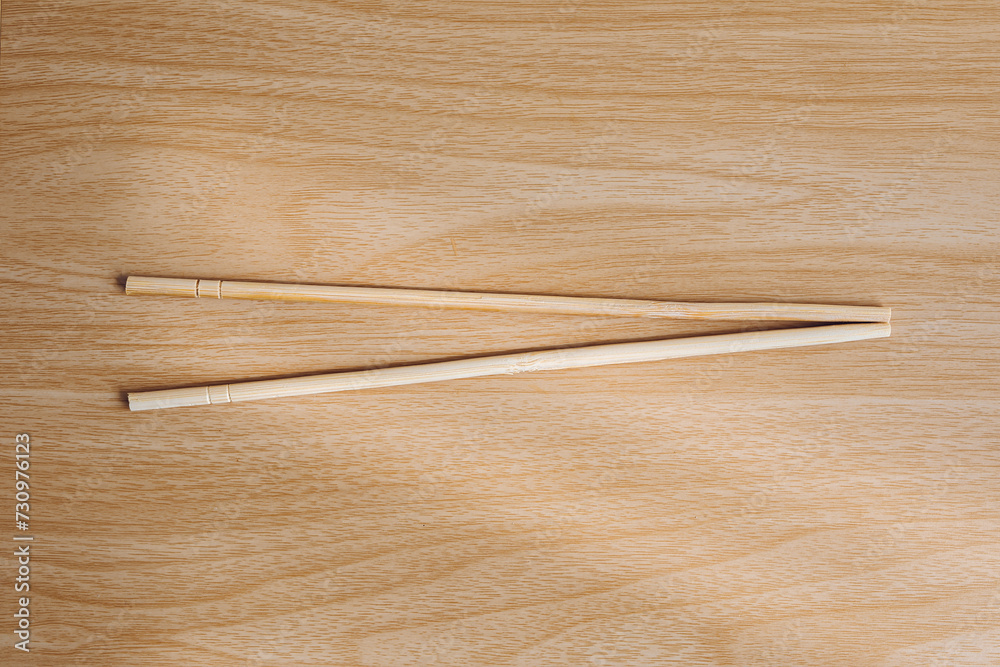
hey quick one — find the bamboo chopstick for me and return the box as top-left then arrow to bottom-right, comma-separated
127,322 -> 890,411
125,276 -> 891,323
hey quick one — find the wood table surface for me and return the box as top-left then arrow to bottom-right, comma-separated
2,1 -> 998,665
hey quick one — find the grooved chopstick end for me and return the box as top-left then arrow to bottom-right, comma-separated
126,276 -> 201,298
128,386 -> 214,411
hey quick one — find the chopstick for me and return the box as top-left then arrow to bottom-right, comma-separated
125,276 -> 891,323
127,322 -> 890,411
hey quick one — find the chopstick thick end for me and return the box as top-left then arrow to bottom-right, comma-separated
126,276 -> 201,298
128,385 -> 231,411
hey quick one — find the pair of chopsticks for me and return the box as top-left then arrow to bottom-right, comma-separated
125,276 -> 891,411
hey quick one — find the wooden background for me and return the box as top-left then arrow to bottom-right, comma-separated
2,1 -> 998,664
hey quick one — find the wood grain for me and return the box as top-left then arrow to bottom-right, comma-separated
1,1 -> 998,665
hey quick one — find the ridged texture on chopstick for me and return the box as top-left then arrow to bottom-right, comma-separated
127,322 -> 890,411
125,276 -> 891,323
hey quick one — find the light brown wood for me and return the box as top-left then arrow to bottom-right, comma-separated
125,275 -> 893,322
2,1 -> 999,665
